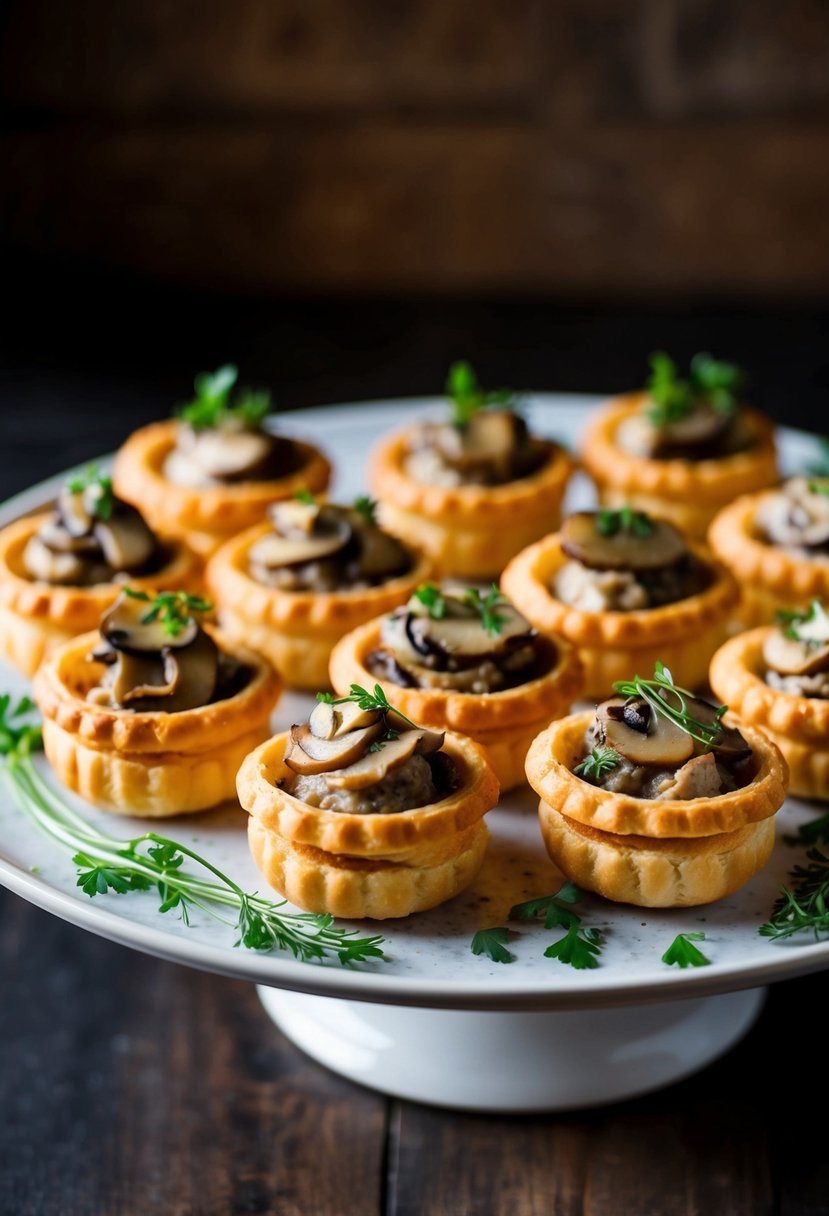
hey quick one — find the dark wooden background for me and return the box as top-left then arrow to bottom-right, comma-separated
2,0 -> 829,297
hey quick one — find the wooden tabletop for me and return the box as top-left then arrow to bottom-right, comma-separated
1,293 -> 828,1215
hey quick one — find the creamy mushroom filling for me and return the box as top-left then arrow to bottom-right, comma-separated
23,475 -> 161,587
754,478 -> 829,560
247,498 -> 411,592
763,600 -> 829,699
405,410 -> 548,487
553,510 -> 707,613
87,591 -> 247,713
574,673 -> 751,801
616,352 -> 752,461
366,584 -> 547,695
281,693 -> 458,815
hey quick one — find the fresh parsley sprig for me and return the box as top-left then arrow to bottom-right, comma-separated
445,361 -> 515,428
596,506 -> 653,538
574,746 -> 621,781
760,848 -> 829,942
808,480 -> 829,498
412,583 -> 447,620
354,496 -> 378,525
123,588 -> 213,638
776,600 -> 829,648
544,924 -> 604,970
509,881 -> 606,970
294,489 -> 317,506
464,584 -> 509,637
178,364 -> 272,431
470,926 -> 514,964
613,662 -> 727,750
0,697 -> 386,967
65,465 -> 116,522
646,352 -> 745,427
319,683 -> 419,732
662,931 -> 710,968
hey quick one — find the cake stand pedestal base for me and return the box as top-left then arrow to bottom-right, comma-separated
256,984 -> 764,1112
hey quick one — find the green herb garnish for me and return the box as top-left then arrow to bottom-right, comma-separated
646,352 -> 746,427
661,932 -> 710,968
574,746 -> 621,781
510,882 -> 605,969
595,506 -> 654,538
178,364 -> 272,430
544,925 -> 604,970
123,588 -> 213,638
368,728 -> 401,754
354,496 -> 378,525
760,848 -> 829,942
0,696 -> 385,967
464,584 -> 509,637
294,489 -> 316,506
65,465 -> 115,522
470,926 -> 514,964
784,812 -> 829,847
326,683 -> 419,731
445,360 -> 515,428
808,480 -> 829,498
412,583 -> 447,620
776,600 -> 829,648
613,662 -> 727,750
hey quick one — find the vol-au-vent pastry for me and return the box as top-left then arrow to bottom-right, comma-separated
33,589 -> 279,817
709,477 -> 829,627
207,494 -> 432,690
580,353 -> 778,539
237,685 -> 499,919
328,581 -> 583,791
114,365 -> 331,557
368,361 -> 574,578
710,600 -> 829,800
0,467 -> 201,677
525,664 -> 788,907
501,507 -> 737,699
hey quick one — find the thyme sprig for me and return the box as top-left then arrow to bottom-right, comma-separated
445,360 -> 515,428
319,683 -> 419,732
646,352 -> 746,427
613,662 -> 727,750
574,746 -> 621,782
123,588 -> 213,638
178,364 -> 271,430
759,849 -> 829,942
65,465 -> 115,522
464,584 -> 509,637
0,696 -> 386,967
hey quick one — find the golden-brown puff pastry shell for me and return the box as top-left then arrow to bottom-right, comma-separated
710,628 -> 829,800
34,627 -> 280,816
525,711 -> 787,839
500,536 -> 737,699
0,512 -> 203,677
708,492 -> 829,627
206,523 -> 433,691
114,420 -> 331,557
368,430 -> 574,578
238,730 -> 498,918
580,394 -> 778,539
537,805 -> 776,908
328,618 -> 583,791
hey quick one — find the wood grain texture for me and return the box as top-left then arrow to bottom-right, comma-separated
2,0 -> 829,294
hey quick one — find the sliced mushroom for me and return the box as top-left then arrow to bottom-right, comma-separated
670,693 -> 751,762
57,488 -> 94,538
597,695 -> 694,766
284,720 -> 385,776
325,727 -> 445,791
94,506 -> 156,572
270,499 -> 321,537
158,630 -> 219,713
406,602 -> 532,662
356,526 -> 410,579
101,593 -> 198,654
23,535 -> 90,584
560,512 -> 687,572
657,403 -> 729,447
188,428 -> 274,480
111,651 -> 172,707
763,629 -> 829,676
436,410 -> 520,477
386,715 -> 444,751
308,700 -> 382,740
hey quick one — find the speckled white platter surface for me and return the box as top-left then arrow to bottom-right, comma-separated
1,394 -> 826,1013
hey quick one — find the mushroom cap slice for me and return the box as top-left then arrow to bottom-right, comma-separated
284,720 -> 385,776
57,488 -> 94,538
94,506 -> 156,572
560,512 -> 687,572
763,629 -> 829,676
436,410 -> 521,473
101,593 -> 198,654
308,700 -> 383,740
270,499 -> 320,537
597,695 -> 694,767
250,507 -> 352,570
188,428 -> 274,480
403,602 -> 533,661
37,518 -> 100,555
114,630 -> 219,713
355,526 -> 410,579
657,402 -> 730,446
324,727 -> 445,791
664,692 -> 751,762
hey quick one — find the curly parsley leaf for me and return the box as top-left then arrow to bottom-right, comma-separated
661,931 -> 710,968
470,926 -> 515,964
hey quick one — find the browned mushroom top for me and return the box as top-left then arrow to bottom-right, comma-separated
247,496 -> 412,592
366,583 -> 547,695
763,600 -> 829,698
87,590 -> 245,713
282,688 -> 456,814
405,409 -> 548,487
24,472 -> 160,587
575,676 -> 751,800
165,416 -> 302,488
755,478 -> 829,555
553,509 -> 706,613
